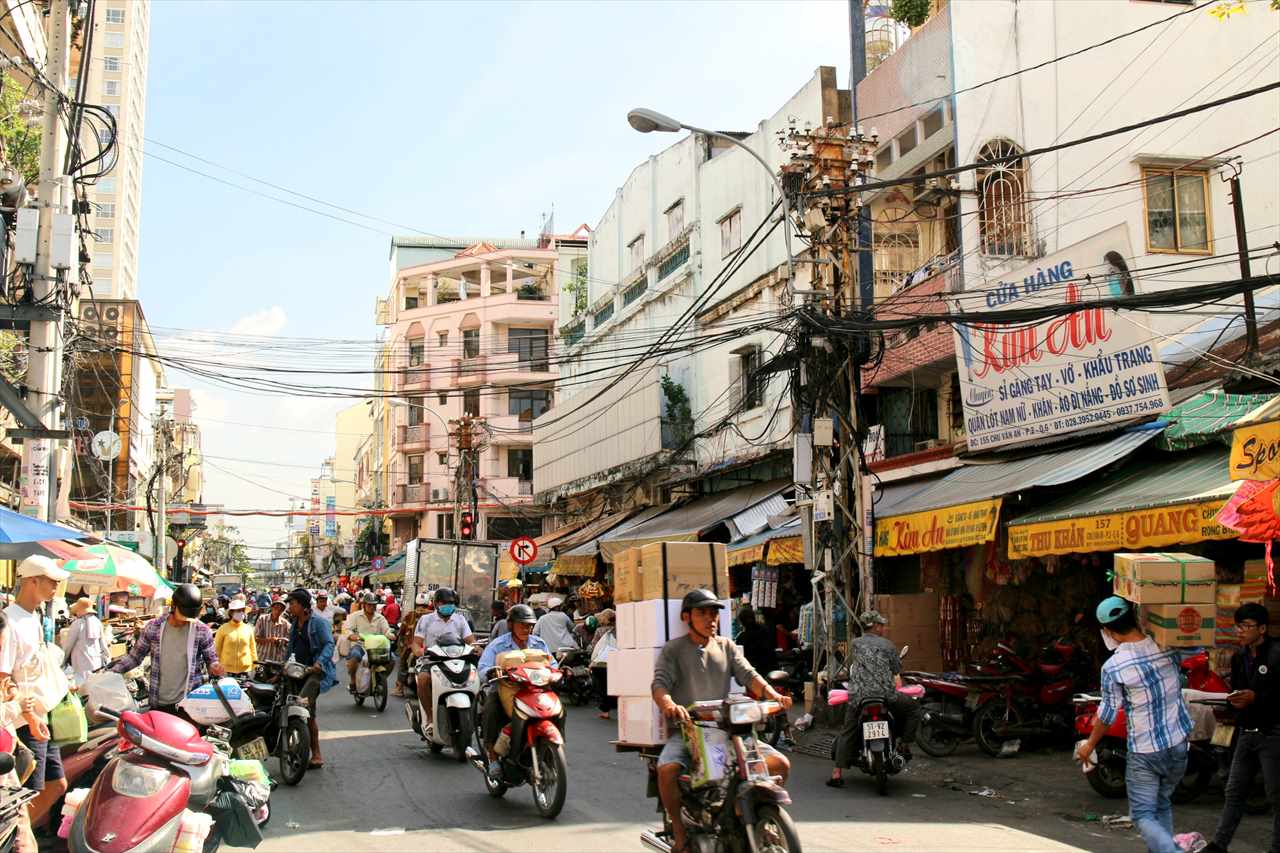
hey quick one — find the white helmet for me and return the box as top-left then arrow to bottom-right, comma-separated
416,591 -> 431,606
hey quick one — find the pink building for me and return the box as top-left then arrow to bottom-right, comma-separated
377,233 -> 587,547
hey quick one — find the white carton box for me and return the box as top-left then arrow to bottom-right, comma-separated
607,647 -> 662,696
617,599 -> 732,649
617,696 -> 667,746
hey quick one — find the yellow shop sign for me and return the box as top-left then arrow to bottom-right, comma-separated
874,498 -> 1002,557
1007,499 -> 1235,559
1230,419 -> 1280,482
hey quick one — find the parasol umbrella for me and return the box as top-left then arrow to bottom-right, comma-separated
61,542 -> 168,596
0,537 -> 105,565
0,505 -> 99,561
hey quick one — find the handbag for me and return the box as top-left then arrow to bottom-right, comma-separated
49,692 -> 88,746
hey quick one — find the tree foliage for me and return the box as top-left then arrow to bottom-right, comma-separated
660,374 -> 694,447
199,524 -> 251,576
0,74 -> 40,186
890,0 -> 932,28
0,331 -> 26,386
356,515 -> 389,562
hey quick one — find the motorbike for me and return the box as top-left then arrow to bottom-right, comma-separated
407,639 -> 481,761
970,637 -> 1091,757
39,715 -> 122,834
465,655 -> 568,819
829,684 -> 920,795
763,648 -> 810,748
902,670 -> 1011,757
351,633 -> 394,712
554,647 -> 596,707
0,750 -> 35,853
218,658 -> 312,785
635,697 -> 800,853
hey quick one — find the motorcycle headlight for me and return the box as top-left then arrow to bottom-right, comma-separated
444,659 -> 465,673
728,702 -> 765,726
112,762 -> 169,798
527,668 -> 552,687
284,662 -> 307,680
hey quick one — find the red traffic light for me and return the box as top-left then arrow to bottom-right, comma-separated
460,511 -> 474,539
176,539 -> 186,549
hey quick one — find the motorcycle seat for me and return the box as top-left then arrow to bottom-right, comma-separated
245,681 -> 276,700
766,670 -> 790,683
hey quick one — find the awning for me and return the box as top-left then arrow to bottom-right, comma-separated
496,518 -> 592,582
598,480 -> 790,561
1229,395 -> 1280,482
727,518 -> 802,567
1007,446 -> 1242,558
550,507 -> 668,576
874,424 -> 1164,557
377,552 -> 406,583
1156,389 -> 1274,451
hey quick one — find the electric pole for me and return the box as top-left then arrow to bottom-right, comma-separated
20,0 -> 72,521
1225,164 -> 1259,360
153,396 -> 172,574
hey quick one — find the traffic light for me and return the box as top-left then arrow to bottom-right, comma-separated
459,511 -> 474,540
174,538 -> 187,582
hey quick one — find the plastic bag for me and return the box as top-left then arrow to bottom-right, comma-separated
208,777 -> 265,849
684,723 -> 730,789
83,670 -> 136,720
179,678 -> 254,725
229,759 -> 269,786
356,661 -> 371,694
590,630 -> 617,667
361,634 -> 390,652
49,692 -> 88,746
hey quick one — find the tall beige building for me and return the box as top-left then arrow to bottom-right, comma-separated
82,0 -> 149,299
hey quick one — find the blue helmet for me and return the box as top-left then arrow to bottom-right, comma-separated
1096,595 -> 1131,626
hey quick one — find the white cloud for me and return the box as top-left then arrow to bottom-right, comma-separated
229,306 -> 288,337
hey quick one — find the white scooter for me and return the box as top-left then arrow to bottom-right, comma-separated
411,638 -> 481,761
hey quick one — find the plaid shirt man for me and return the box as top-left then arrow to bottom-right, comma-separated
1098,636 -> 1192,754
111,615 -> 220,707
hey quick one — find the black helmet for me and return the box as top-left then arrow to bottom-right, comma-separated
287,587 -> 312,610
680,589 -> 724,614
172,583 -> 202,619
434,587 -> 458,606
508,603 -> 537,625
359,591 -> 379,605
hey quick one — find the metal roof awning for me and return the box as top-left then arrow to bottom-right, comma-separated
1156,389 -> 1274,451
727,518 -> 802,567
551,506 -> 671,575
1006,446 -> 1242,558
597,480 -> 790,562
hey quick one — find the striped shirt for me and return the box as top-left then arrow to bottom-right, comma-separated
1098,637 -> 1191,755
255,615 -> 292,664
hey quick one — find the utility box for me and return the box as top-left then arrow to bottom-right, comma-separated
51,213 -> 77,270
14,208 -> 38,264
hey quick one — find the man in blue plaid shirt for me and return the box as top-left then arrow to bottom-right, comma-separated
1076,596 -> 1192,853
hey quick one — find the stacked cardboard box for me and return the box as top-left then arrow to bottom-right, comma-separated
608,542 -> 732,746
877,592 -> 943,673
1143,603 -> 1216,647
1113,553 -> 1216,605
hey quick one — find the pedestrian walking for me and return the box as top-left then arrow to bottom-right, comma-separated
213,599 -> 257,675
59,597 -> 111,688
1075,596 -> 1192,853
254,597 -> 291,665
1202,602 -> 1280,853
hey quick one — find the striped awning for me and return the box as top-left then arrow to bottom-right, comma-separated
727,519 -> 802,567
1157,389 -> 1274,451
551,506 -> 671,575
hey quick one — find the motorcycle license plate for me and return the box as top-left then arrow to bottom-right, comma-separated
1212,723 -> 1235,748
237,737 -> 270,761
863,721 -> 890,740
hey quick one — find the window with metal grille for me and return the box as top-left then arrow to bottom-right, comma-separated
1142,168 -> 1210,254
507,448 -> 533,480
463,389 -> 480,417
622,278 -> 647,307
408,339 -> 425,366
407,455 -> 424,484
563,322 -> 584,347
105,8 -> 125,23
657,243 -> 689,281
462,329 -> 480,358
976,140 -> 1031,257
592,302 -> 614,328
407,397 -> 425,426
104,57 -> 120,72
873,204 -> 919,296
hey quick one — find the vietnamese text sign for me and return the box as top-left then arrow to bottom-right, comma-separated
324,495 -> 337,537
874,498 -> 1002,557
1007,499 -> 1235,558
952,225 -> 1169,451
1230,419 -> 1280,481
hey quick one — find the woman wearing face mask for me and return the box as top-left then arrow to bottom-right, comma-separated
213,598 -> 257,675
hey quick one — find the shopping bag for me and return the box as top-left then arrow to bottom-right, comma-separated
49,692 -> 88,746
356,661 -> 371,694
83,670 -> 137,719
590,630 -> 617,667
683,722 -> 730,788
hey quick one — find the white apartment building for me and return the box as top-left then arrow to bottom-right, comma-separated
82,0 -> 149,299
534,68 -> 849,508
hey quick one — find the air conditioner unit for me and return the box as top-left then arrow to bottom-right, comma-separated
81,305 -> 99,322
103,305 -> 121,323
431,489 -> 444,501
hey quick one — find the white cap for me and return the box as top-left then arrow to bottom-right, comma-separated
227,598 -> 247,611
547,596 -> 563,609
17,555 -> 69,582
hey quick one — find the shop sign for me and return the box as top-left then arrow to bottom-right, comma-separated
951,225 -> 1169,451
1230,419 -> 1280,481
874,498 -> 1002,557
1007,499 -> 1235,558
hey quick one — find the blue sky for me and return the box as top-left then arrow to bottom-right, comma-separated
138,0 -> 852,548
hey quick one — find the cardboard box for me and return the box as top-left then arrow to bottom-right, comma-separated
617,599 -> 733,649
1114,553 -> 1216,605
1143,603 -> 1215,647
614,542 -> 730,604
878,593 -> 940,628
607,647 -> 662,696
617,696 -> 667,746
1243,559 -> 1268,602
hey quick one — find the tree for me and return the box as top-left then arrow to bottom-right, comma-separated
355,513 -> 390,562
0,74 -> 40,187
198,523 -> 251,578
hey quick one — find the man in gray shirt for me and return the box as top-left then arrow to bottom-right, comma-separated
651,590 -> 792,853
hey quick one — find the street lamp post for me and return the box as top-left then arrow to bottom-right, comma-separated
626,107 -> 794,292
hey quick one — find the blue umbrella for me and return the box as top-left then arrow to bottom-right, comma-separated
0,505 -> 90,543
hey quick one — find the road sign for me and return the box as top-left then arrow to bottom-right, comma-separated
371,556 -> 385,572
509,536 -> 538,566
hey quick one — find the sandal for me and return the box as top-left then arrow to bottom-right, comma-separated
825,776 -> 845,788
308,760 -> 325,769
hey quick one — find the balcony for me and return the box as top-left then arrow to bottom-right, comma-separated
395,364 -> 431,393
395,482 -> 427,505
453,354 -> 486,387
485,414 -> 535,443
485,351 -> 556,386
397,423 -> 430,452
478,476 -> 535,502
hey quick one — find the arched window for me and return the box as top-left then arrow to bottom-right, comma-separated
874,202 -> 919,296
976,140 -> 1030,257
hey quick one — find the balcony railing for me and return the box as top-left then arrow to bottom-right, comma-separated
398,423 -> 429,449
454,354 -> 486,384
396,364 -> 431,392
395,482 -> 427,504
518,479 -> 533,495
884,432 -> 943,458
657,241 -> 690,282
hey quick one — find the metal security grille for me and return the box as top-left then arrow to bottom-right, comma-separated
976,140 -> 1030,257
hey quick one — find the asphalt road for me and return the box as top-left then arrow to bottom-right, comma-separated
222,685 -> 1215,853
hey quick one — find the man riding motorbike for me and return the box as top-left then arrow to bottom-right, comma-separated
344,591 -> 394,694
413,588 -> 475,736
477,603 -> 554,777
394,592 -> 432,697
651,590 -> 792,853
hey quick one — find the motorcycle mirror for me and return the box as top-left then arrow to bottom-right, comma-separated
0,752 -> 12,775
900,645 -> 910,659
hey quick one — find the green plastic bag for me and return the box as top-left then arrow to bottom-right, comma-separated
49,692 -> 88,746
361,634 -> 390,651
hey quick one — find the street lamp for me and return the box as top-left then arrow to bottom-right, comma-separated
627,107 -> 795,291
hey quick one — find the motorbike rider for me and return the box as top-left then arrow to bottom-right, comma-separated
344,591 -> 394,694
286,588 -> 336,770
477,603 -> 555,776
394,592 -> 432,697
828,610 -> 921,787
651,590 -> 792,853
413,588 -> 475,735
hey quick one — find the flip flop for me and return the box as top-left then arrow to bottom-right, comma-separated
825,777 -> 844,788
308,760 -> 325,769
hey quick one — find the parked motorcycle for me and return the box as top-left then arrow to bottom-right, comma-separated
218,658 -> 312,785
465,654 -> 568,819
0,750 -> 35,853
351,634 -> 393,712
554,647 -> 596,707
903,670 -> 1010,757
407,638 -> 481,761
970,636 -> 1093,757
40,715 -> 121,833
635,697 -> 800,853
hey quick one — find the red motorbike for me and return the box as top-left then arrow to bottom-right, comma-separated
903,671 -> 1011,757
970,639 -> 1086,757
468,660 -> 569,819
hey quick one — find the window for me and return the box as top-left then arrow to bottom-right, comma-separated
105,8 -> 125,23
104,105 -> 119,120
97,129 -> 112,146
408,339 -> 424,366
407,454 -> 424,484
509,388 -> 551,421
873,204 -> 919,296
735,346 -> 764,411
875,146 -> 893,172
1142,168 -> 1210,254
507,328 -> 549,369
104,80 -> 119,97
103,56 -> 120,72
592,301 -> 614,328
93,252 -> 112,269
665,200 -> 684,239
438,331 -> 448,348
508,448 -> 533,481
404,295 -> 418,310
462,329 -> 479,359
628,234 -> 645,272
463,389 -> 480,417
436,514 -> 454,539
103,32 -> 124,48
921,106 -> 944,140
719,208 -> 742,257
97,177 -> 115,193
437,392 -> 448,405
437,452 -> 448,466
95,228 -> 113,242
407,397 -> 425,426
976,140 -> 1030,257
896,125 -> 917,157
